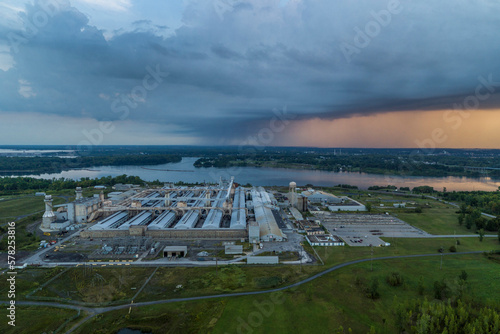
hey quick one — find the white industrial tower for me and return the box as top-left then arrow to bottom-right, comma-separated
289,181 -> 297,207
41,195 -> 56,229
75,187 -> 83,200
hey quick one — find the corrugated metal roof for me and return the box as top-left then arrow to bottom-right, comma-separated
252,188 -> 285,239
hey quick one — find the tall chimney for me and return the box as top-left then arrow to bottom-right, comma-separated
41,195 -> 56,229
75,187 -> 83,200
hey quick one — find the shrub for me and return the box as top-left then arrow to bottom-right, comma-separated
366,278 -> 380,299
387,272 -> 404,287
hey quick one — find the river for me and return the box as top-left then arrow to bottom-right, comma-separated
11,157 -> 500,192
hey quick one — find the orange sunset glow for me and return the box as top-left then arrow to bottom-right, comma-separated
278,109 -> 500,148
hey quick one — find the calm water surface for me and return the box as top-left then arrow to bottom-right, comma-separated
13,157 -> 500,192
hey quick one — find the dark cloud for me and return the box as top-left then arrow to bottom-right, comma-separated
1,0 -> 500,144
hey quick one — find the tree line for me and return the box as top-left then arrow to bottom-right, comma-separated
194,151 -> 500,178
0,175 -> 145,193
0,154 -> 181,174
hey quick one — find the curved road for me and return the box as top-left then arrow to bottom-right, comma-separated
0,251 -> 486,333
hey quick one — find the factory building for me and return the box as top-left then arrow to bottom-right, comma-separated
296,195 -> 308,212
327,197 -> 366,212
81,179 -> 246,240
67,195 -> 102,224
201,190 -> 226,229
306,235 -> 345,246
302,190 -> 343,204
251,187 -> 286,242
248,221 -> 260,244
40,187 -> 103,231
230,187 -> 247,229
75,180 -> 287,243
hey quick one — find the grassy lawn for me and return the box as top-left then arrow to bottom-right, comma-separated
0,186 -> 106,223
0,267 -> 66,300
395,204 -> 473,235
74,299 -> 227,334
0,306 -> 80,334
136,265 -> 321,302
67,253 -> 500,334
4,239 -> 497,306
0,214 -> 46,251
32,266 -> 156,305
314,237 -> 500,267
214,253 -> 500,334
0,195 -> 67,222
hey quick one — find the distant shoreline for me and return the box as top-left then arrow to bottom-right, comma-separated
140,167 -> 193,172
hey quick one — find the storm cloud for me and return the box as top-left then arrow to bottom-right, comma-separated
1,0 -> 500,144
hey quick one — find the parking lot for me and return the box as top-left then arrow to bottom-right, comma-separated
321,213 -> 429,247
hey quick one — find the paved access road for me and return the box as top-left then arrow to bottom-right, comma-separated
0,251 -> 486,333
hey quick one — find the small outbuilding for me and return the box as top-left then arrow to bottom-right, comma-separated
163,246 -> 188,258
225,245 -> 243,255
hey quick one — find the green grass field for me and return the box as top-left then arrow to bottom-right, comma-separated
0,306 -> 81,334
21,263 -> 320,305
395,204 -> 473,235
31,266 -> 157,305
314,236 -> 499,267
132,265 -> 320,302
3,248 -> 499,333
0,195 -> 67,223
68,253 -> 500,334
0,267 -> 66,300
23,237 -> 499,307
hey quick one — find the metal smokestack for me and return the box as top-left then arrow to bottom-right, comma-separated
42,195 -> 56,229
75,187 -> 83,200
44,195 -> 54,214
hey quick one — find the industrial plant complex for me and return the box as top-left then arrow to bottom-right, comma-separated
34,179 -> 421,265
40,178 -> 292,245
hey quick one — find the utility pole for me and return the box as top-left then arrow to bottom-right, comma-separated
300,243 -> 303,273
440,247 -> 443,270
370,244 -> 373,271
